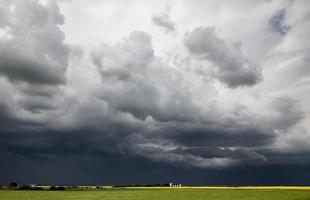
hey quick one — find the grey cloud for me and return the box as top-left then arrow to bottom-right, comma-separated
267,1 -> 310,89
91,31 -> 154,81
88,29 -> 307,169
0,0 -> 69,85
271,96 -> 304,130
18,84 -> 60,97
169,126 -> 273,148
18,96 -> 56,113
92,31 -> 198,122
269,9 -> 290,35
115,92 -> 304,168
1,0 -> 310,175
136,147 -> 237,169
184,27 -> 262,88
0,101 -> 43,131
122,120 -> 273,168
0,89 -> 305,170
0,50 -> 66,84
175,147 -> 267,164
125,128 -> 269,169
15,83 -> 61,113
0,0 -> 69,132
152,10 -> 176,33
99,80 -> 198,122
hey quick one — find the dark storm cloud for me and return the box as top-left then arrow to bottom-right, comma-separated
0,92 -> 306,182
105,94 -> 304,168
3,148 -> 310,186
123,122 -> 272,168
184,27 -> 262,88
2,128 -> 310,186
0,102 -> 43,131
168,126 -> 273,148
1,0 -> 310,185
0,131 -> 106,158
0,27 -> 305,172
0,0 -> 70,129
89,28 -> 305,169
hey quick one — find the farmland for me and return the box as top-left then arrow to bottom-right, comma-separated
1,187 -> 310,200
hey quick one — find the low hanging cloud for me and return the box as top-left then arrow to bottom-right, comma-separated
184,27 -> 262,88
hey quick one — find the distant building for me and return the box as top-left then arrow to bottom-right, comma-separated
169,183 -> 181,187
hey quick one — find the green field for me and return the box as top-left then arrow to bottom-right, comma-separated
2,188 -> 310,200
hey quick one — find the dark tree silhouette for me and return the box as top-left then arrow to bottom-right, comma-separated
7,182 -> 18,189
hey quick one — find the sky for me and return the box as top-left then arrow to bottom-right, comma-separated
0,0 -> 310,185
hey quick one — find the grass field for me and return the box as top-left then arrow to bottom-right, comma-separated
2,188 -> 310,200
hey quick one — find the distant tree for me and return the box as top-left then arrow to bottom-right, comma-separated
7,182 -> 18,189
49,186 -> 65,191
19,185 -> 31,190
57,186 -> 65,190
49,186 -> 57,190
19,185 -> 43,190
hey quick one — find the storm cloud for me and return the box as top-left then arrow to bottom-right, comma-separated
1,0 -> 310,185
184,27 -> 262,88
0,0 -> 69,85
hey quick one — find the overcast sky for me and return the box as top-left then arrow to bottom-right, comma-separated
1,0 -> 310,185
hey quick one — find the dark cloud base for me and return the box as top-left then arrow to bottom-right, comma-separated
2,150 -> 310,186
1,131 -> 310,186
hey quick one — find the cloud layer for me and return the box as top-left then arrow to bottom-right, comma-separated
1,0 -> 310,184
